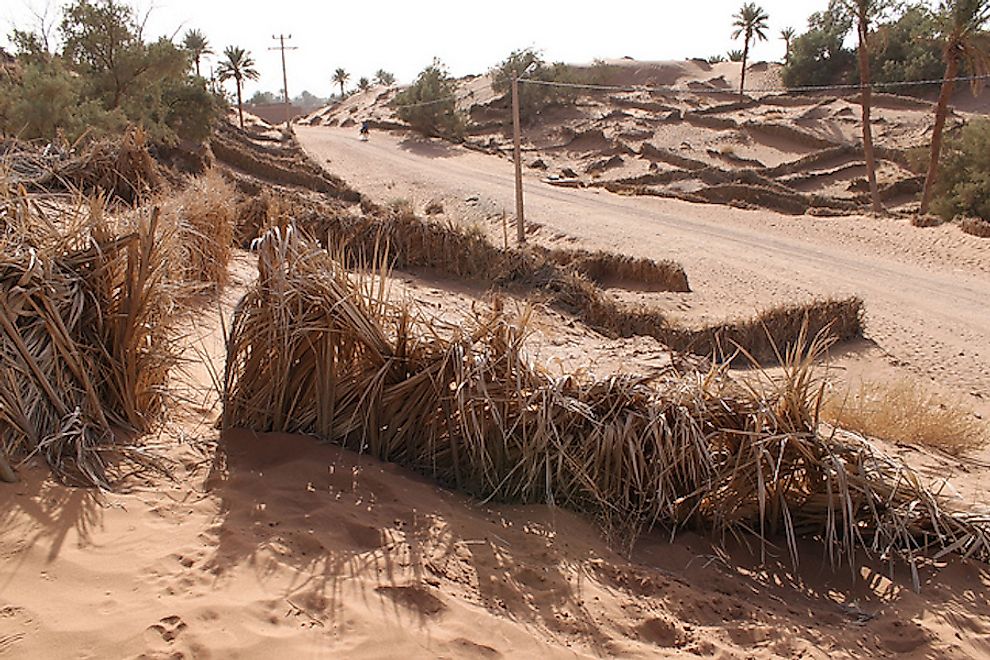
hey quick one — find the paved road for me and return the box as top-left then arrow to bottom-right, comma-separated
297,126 -> 990,395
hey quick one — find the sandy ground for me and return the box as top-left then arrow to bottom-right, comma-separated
296,126 -> 990,407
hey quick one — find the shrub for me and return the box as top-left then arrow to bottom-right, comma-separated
392,59 -> 464,139
490,49 -> 613,119
931,119 -> 990,223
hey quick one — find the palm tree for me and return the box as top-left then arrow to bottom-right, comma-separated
217,46 -> 260,130
921,0 -> 990,214
731,3 -> 770,96
332,67 -> 350,97
846,0 -> 890,214
374,69 -> 396,86
358,76 -> 371,92
780,27 -> 796,63
182,29 -> 212,78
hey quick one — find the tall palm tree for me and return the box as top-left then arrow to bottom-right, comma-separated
732,3 -> 770,96
374,69 -> 396,86
182,29 -> 212,78
332,68 -> 350,97
217,46 -> 260,130
921,0 -> 990,213
780,27 -> 796,63
846,0 -> 891,214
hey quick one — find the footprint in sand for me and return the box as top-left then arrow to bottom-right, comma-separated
145,615 -> 188,643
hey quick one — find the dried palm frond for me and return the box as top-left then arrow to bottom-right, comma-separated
223,225 -> 990,576
0,184 -> 180,487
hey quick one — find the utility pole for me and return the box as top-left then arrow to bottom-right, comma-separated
269,34 -> 298,129
511,70 -> 525,245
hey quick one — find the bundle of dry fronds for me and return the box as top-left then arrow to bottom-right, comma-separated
58,127 -> 162,204
223,226 -> 990,577
540,246 -> 690,292
159,170 -> 235,292
0,185 -> 179,487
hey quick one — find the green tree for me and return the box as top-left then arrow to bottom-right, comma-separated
374,69 -> 396,86
921,0 -> 990,213
727,49 -> 745,62
782,5 -> 855,88
59,0 -> 150,109
248,90 -> 277,104
358,76 -> 371,91
217,45 -> 259,130
332,67 -> 350,96
871,4 -> 945,88
392,58 -> 463,138
182,28 -> 212,78
731,3 -> 770,96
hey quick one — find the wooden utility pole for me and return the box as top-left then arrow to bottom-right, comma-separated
269,34 -> 298,129
511,70 -> 525,244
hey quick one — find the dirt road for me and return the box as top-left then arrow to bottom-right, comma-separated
296,126 -> 990,397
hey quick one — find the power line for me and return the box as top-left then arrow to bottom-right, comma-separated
388,93 -> 460,109
518,73 -> 990,96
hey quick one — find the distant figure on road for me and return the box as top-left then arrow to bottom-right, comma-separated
359,120 -> 370,141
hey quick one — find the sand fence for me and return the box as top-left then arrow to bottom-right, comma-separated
222,225 -> 990,580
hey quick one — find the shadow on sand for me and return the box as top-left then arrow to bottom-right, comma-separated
202,429 -> 990,657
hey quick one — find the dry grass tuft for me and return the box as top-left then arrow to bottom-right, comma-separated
223,225 -> 990,576
957,216 -> 990,239
159,170 -> 236,292
824,380 -> 987,456
0,184 -> 181,487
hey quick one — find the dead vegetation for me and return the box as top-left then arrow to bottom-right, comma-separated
159,170 -> 236,293
4,127 -> 163,204
957,216 -> 990,239
222,225 -> 990,576
824,380 -> 987,457
0,185 -> 180,487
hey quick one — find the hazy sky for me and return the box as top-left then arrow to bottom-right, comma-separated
2,1 -> 825,99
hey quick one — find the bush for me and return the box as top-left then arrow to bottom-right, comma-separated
0,0 -> 219,146
931,119 -> 990,223
392,59 -> 465,139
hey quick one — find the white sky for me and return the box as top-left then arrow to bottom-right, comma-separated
2,1 -> 823,99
